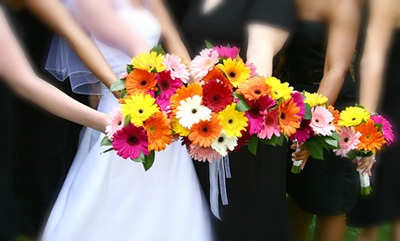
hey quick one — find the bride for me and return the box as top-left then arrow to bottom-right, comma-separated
41,0 -> 213,240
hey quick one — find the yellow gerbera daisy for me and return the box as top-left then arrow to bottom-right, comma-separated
304,92 -> 328,107
121,94 -> 160,127
170,116 -> 190,136
218,58 -> 250,88
265,77 -> 292,100
131,51 -> 166,73
218,103 -> 248,138
338,106 -> 370,127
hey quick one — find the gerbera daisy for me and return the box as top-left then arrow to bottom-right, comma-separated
290,120 -> 312,144
131,51 -> 166,73
211,130 -> 238,156
189,144 -> 223,162
112,123 -> 149,159
170,116 -> 190,137
156,71 -> 183,98
189,114 -> 222,147
170,83 -> 203,113
202,66 -> 233,88
125,69 -> 157,95
163,54 -> 190,83
121,94 -> 159,127
355,119 -> 386,154
309,106 -> 335,136
155,95 -> 171,113
258,109 -> 281,139
190,48 -> 220,81
265,76 -> 293,100
176,95 -> 212,128
246,61 -> 258,78
246,95 -> 276,135
218,58 -> 251,87
143,112 -> 172,151
333,126 -> 362,157
278,99 -> 301,136
371,115 -> 395,145
338,106 -> 370,127
237,76 -> 271,101
328,105 -> 341,132
304,92 -> 328,107
213,45 -> 239,59
105,108 -> 125,140
202,79 -> 233,112
218,103 -> 248,138
291,91 -> 306,121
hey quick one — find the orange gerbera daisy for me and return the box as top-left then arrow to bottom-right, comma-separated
189,114 -> 222,147
203,66 -> 233,89
278,99 -> 301,136
355,119 -> 386,154
144,112 -> 172,151
170,83 -> 203,113
237,76 -> 271,101
328,105 -> 341,132
125,69 -> 157,95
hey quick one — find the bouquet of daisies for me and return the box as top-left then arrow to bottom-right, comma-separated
335,105 -> 394,195
101,46 -> 190,170
289,92 -> 341,174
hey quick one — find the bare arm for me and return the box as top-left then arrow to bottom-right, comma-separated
0,9 -> 108,133
246,24 -> 289,77
359,0 -> 397,113
317,0 -> 360,105
23,0 -> 119,88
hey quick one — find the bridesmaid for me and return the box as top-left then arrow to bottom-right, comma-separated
181,0 -> 295,240
347,0 -> 400,240
280,0 -> 360,241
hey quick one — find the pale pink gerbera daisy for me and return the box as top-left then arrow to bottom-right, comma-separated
258,109 -> 281,139
190,48 -> 220,81
246,61 -> 258,78
310,106 -> 335,136
189,144 -> 223,162
163,54 -> 190,83
334,126 -> 362,157
112,123 -> 149,160
105,109 -> 125,140
213,45 -> 239,59
371,115 -> 395,145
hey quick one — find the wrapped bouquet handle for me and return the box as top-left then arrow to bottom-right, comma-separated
356,156 -> 373,196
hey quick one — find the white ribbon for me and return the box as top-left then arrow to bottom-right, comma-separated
209,156 -> 231,220
356,156 -> 371,188
293,142 -> 303,166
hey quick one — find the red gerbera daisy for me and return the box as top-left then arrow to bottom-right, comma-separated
202,79 -> 233,112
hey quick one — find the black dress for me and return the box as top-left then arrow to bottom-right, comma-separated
283,22 -> 359,216
182,1 -> 295,240
347,30 -> 400,226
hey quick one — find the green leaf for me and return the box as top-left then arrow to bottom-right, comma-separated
100,136 -> 112,146
150,45 -> 166,55
346,150 -> 358,160
305,138 -> 324,160
304,104 -> 312,120
235,100 -> 251,112
127,64 -> 134,74
120,89 -> 127,99
132,151 -> 146,163
247,135 -> 259,156
101,147 -> 114,154
324,137 -> 339,149
331,132 -> 340,141
124,115 -> 131,126
261,138 -> 276,147
275,135 -> 285,146
142,150 -> 155,171
205,40 -> 214,49
260,134 -> 284,147
110,79 -> 126,92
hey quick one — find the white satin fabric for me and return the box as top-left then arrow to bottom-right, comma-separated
42,1 -> 212,240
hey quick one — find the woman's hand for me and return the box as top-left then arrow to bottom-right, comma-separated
354,156 -> 375,176
291,142 -> 310,170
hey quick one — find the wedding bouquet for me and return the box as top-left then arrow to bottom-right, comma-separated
101,46 -> 190,170
290,92 -> 340,174
334,105 -> 394,195
170,45 -> 304,162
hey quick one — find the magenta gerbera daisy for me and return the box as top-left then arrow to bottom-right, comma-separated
371,115 -> 395,145
202,79 -> 233,112
213,45 -> 239,59
155,95 -> 171,113
163,54 -> 190,83
245,95 -> 276,135
291,91 -> 306,121
290,120 -> 312,144
112,123 -> 149,159
190,48 -> 219,81
334,126 -> 362,157
258,109 -> 281,139
156,71 -> 183,98
310,106 -> 335,136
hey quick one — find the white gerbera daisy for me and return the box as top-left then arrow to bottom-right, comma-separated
211,130 -> 238,156
176,95 -> 212,128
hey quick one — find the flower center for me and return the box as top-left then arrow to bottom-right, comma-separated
161,80 -> 170,90
212,95 -> 220,103
228,119 -> 233,124
254,89 -> 262,95
229,72 -> 236,78
127,135 -> 139,145
140,80 -> 147,86
265,116 -> 274,125
352,117 -> 356,121
202,126 -> 209,133
218,137 -> 224,143
280,113 -> 286,120
192,109 -> 198,114
344,137 -> 349,143
138,109 -> 143,114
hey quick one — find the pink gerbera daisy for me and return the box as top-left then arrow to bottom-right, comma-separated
258,109 -> 281,139
290,120 -> 312,144
291,91 -> 306,121
156,71 -> 183,98
163,54 -> 190,83
334,126 -> 362,157
155,95 -> 171,113
213,45 -> 239,59
371,115 -> 395,145
112,123 -> 149,159
190,48 -> 220,81
189,144 -> 223,162
246,61 -> 258,78
310,106 -> 335,136
246,95 -> 276,135
105,109 -> 125,140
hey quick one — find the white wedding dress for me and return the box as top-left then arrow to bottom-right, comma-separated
41,1 -> 212,240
